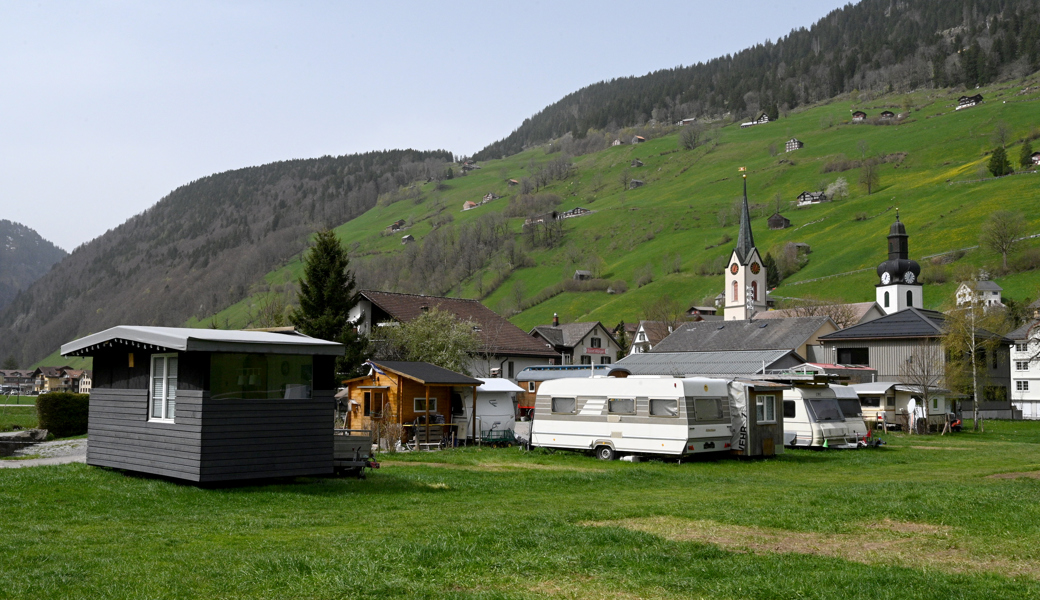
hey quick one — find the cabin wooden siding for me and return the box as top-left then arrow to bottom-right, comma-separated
87,347 -> 336,483
736,389 -> 782,457
345,371 -> 462,435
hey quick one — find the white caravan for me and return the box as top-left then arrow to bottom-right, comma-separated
531,376 -> 733,459
782,385 -> 862,449
829,384 -> 870,443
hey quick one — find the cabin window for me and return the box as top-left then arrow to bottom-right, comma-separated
551,397 -> 576,414
413,397 -> 437,413
590,337 -> 602,348
783,400 -> 796,418
755,395 -> 776,423
372,392 -> 385,417
363,392 -> 371,416
836,348 -> 869,365
600,356 -> 612,364
149,353 -> 178,422
933,398 -> 938,410
210,354 -> 313,400
580,356 -> 592,365
608,398 -> 635,414
649,398 -> 679,417
694,397 -> 723,421
527,381 -> 536,393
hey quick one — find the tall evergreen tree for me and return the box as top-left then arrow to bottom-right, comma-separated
1020,140 -> 1034,169
988,146 -> 1013,177
290,229 -> 368,378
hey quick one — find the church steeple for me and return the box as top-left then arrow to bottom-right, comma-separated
876,210 -> 923,315
735,174 -> 756,263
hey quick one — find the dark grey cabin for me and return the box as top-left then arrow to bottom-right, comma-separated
61,326 -> 343,483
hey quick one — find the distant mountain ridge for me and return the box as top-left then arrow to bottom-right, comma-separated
474,0 -> 1040,160
0,220 -> 67,312
0,149 -> 452,366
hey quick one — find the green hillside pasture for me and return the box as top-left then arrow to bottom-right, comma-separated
2,421 -> 1040,598
185,76 -> 1040,333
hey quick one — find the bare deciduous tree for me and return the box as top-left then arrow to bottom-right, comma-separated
979,210 -> 1025,271
859,157 -> 881,194
991,120 -> 1012,149
779,295 -> 859,329
898,340 -> 945,434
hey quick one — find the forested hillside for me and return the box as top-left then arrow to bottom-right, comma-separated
0,220 -> 67,312
0,150 -> 452,366
475,0 -> 1040,160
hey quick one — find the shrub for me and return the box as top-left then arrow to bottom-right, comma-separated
1011,248 -> 1040,273
609,279 -> 629,294
635,263 -> 654,287
36,392 -> 89,438
853,212 -> 869,221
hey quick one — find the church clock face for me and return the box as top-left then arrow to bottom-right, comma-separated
730,263 -> 739,275
881,272 -> 891,285
750,262 -> 761,274
904,271 -> 916,284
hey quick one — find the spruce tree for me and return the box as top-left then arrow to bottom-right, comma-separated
1020,140 -> 1034,169
988,146 -> 1013,177
763,253 -> 781,289
290,229 -> 368,378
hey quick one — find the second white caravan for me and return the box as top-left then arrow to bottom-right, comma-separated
782,385 -> 864,449
531,376 -> 733,459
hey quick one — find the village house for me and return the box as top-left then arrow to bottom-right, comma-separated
611,139 -> 622,146
462,200 -> 478,211
956,280 -> 1004,310
32,366 -> 70,393
1009,318 -> 1040,419
349,291 -> 558,380
852,110 -> 867,121
0,369 -> 35,394
558,207 -> 592,219
796,191 -> 827,206
1031,151 -> 1040,166
628,320 -> 675,354
740,113 -> 769,128
767,212 -> 791,229
529,315 -> 621,365
401,234 -> 415,244
785,138 -> 803,152
880,110 -> 895,120
632,135 -> 646,144
60,326 -> 344,483
956,94 -> 983,110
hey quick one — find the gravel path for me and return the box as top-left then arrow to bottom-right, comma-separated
0,439 -> 87,468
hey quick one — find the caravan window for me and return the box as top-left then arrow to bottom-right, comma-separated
650,398 -> 679,417
608,398 -> 635,414
860,396 -> 881,408
551,397 -> 576,414
806,398 -> 845,422
755,395 -> 776,423
693,398 -> 723,421
837,399 -> 862,418
783,400 -> 796,419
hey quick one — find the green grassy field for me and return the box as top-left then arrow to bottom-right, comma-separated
1,421 -> 1039,599
1,395 -> 36,405
0,406 -> 37,431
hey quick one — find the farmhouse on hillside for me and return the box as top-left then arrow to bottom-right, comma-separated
529,315 -> 621,365
956,94 -> 983,110
60,326 -> 344,483
740,113 -> 770,128
349,291 -> 558,379
768,212 -> 791,229
785,138 -> 803,152
401,234 -> 415,244
852,110 -> 867,121
1031,151 -> 1040,165
880,110 -> 895,119
462,200 -> 478,211
796,191 -> 827,206
632,135 -> 646,144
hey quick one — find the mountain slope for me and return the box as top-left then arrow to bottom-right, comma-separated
0,220 -> 67,312
475,0 -> 1040,160
0,149 -> 452,366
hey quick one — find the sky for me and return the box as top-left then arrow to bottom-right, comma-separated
0,1 -> 851,252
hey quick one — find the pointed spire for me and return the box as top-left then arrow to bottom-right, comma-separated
735,174 -> 756,262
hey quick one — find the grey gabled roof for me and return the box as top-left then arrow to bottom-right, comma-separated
1007,319 -> 1040,342
515,365 -> 629,382
973,280 -> 1003,292
617,349 -> 800,376
371,361 -> 480,385
529,322 -> 613,349
651,316 -> 832,353
819,307 -> 947,340
61,326 -> 344,357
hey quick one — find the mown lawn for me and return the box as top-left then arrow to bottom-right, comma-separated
0,406 -> 37,431
1,421 -> 1039,599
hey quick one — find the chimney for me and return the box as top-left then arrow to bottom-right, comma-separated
553,313 -> 559,327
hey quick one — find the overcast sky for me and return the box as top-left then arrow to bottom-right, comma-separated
1,1 -> 850,251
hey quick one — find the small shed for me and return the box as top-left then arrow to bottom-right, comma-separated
611,139 -> 622,146
462,200 -> 478,211
507,178 -> 519,186
880,111 -> 895,119
852,111 -> 867,121
60,326 -> 343,483
573,270 -> 592,281
956,94 -> 983,110
402,234 -> 415,244
785,138 -> 803,152
729,380 -> 790,457
629,179 -> 645,189
768,212 -> 791,230
632,135 -> 646,144
631,158 -> 644,167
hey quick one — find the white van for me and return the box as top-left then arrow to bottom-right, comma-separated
782,385 -> 862,449
531,376 -> 732,459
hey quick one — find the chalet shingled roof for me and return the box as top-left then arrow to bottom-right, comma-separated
529,322 -> 610,349
369,361 -> 481,386
650,316 -> 832,353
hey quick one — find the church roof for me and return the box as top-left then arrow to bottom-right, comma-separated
734,176 -> 756,263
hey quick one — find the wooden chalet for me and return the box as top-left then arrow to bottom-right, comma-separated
60,326 -> 343,483
462,200 -> 478,211
740,113 -> 770,128
796,191 -> 827,206
879,110 -> 895,119
341,361 -> 481,443
785,138 -> 803,152
956,94 -> 983,110
768,212 -> 791,229
852,111 -> 867,121
559,207 -> 591,219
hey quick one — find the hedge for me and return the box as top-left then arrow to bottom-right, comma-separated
36,392 -> 89,438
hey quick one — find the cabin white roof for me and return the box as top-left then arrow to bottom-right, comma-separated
476,378 -> 524,393
61,326 -> 344,357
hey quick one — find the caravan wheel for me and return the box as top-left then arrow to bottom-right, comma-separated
595,445 -> 616,461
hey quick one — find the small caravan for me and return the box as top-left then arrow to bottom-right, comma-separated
782,384 -> 862,449
830,384 -> 870,443
531,376 -> 733,459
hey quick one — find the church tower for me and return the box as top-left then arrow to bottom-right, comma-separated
875,211 -> 922,315
725,174 -> 768,320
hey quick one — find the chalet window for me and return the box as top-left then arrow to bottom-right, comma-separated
363,392 -> 371,416
1016,343 -> 1028,352
1017,361 -> 1029,371
755,395 -> 776,423
551,397 -> 576,414
837,348 -> 869,365
783,400 -> 796,419
608,398 -> 635,414
649,398 -> 679,417
580,355 -> 592,365
590,337 -> 602,348
527,381 -> 535,393
694,398 -> 723,421
413,397 -> 437,412
149,354 -> 178,422
1017,381 -> 1030,391
600,356 -> 612,364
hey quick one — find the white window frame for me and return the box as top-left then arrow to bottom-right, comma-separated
149,353 -> 178,423
649,397 -> 680,418
1017,381 -> 1030,392
527,381 -> 536,393
607,397 -> 636,415
413,397 -> 437,413
755,394 -> 776,423
1016,343 -> 1028,352
1017,361 -> 1029,371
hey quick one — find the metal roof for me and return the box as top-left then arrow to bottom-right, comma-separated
617,349 -> 798,376
61,326 -> 344,357
475,378 -> 524,393
820,307 -> 1008,342
1007,319 -> 1039,341
651,316 -> 832,353
829,384 -> 861,399
515,365 -> 628,382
